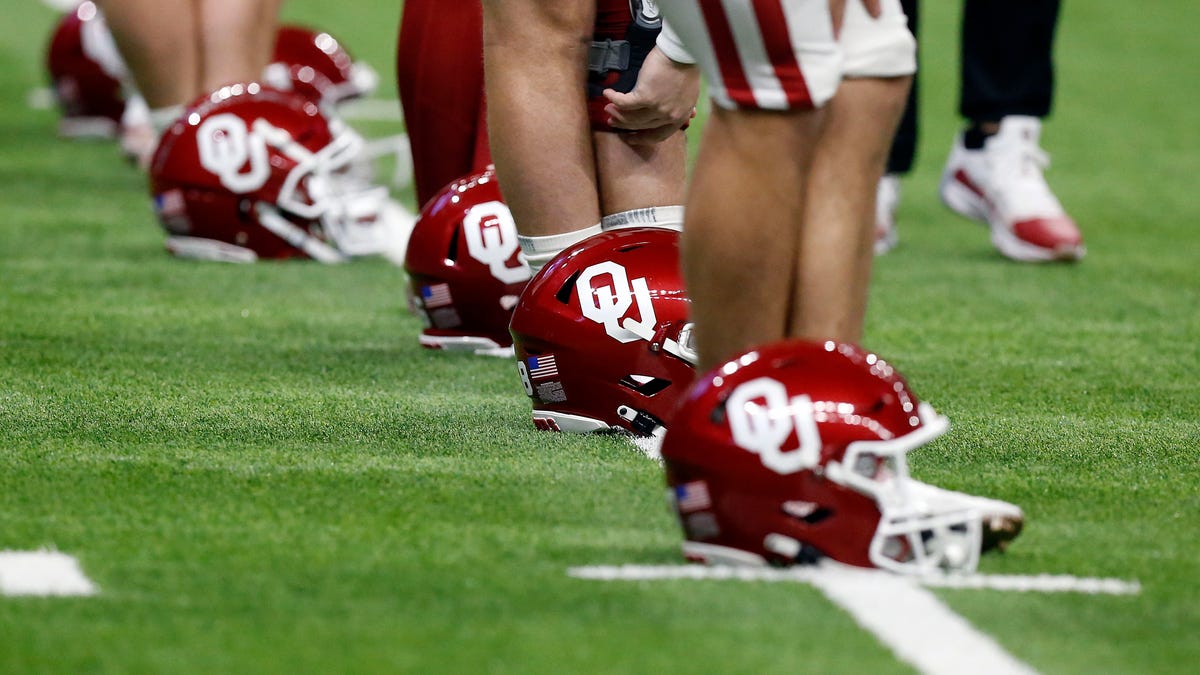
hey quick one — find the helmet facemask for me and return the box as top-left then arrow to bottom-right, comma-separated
825,402 -> 983,574
263,118 -> 407,259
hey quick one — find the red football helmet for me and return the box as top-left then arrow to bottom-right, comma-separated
509,227 -> 696,437
405,168 -> 531,355
46,1 -> 130,138
149,83 -> 407,262
264,24 -> 378,106
661,339 -> 983,575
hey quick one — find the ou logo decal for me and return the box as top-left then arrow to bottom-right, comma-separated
463,201 -> 531,285
196,113 -> 272,194
726,377 -> 821,475
576,261 -> 657,343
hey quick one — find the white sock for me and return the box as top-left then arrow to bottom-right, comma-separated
600,205 -> 685,231
518,224 -> 603,274
148,105 -> 185,136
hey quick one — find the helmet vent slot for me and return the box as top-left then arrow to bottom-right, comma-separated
555,270 -> 581,304
446,225 -> 461,261
619,376 -> 671,396
782,504 -> 833,525
710,398 -> 728,426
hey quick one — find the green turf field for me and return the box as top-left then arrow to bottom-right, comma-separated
2,1 -> 1198,672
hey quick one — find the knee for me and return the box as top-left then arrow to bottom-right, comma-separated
482,0 -> 593,52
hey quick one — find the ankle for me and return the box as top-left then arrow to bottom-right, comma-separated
963,120 -> 1000,150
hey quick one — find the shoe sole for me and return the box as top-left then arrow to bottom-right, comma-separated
939,173 -> 1085,263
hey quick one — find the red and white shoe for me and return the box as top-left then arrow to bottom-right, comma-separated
874,173 -> 901,256
939,116 -> 1085,262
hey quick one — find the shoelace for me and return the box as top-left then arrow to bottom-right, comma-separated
990,135 -> 1061,214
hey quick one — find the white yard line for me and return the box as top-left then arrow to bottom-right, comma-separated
809,565 -> 1038,675
0,550 -> 99,597
570,563 -> 1142,675
568,563 -> 1141,595
337,98 -> 404,122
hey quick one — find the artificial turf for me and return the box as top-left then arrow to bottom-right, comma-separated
1,1 -> 1197,672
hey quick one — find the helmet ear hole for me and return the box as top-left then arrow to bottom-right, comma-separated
237,198 -> 255,222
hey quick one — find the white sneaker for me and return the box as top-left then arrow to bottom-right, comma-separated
907,480 -> 1024,553
874,173 -> 901,256
118,93 -> 157,170
939,116 -> 1085,262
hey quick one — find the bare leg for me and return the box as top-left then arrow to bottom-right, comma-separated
593,129 -> 687,215
199,0 -> 282,91
793,75 -> 911,344
481,0 -> 600,236
97,0 -> 199,109
682,107 -> 825,371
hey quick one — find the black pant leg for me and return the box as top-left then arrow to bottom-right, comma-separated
959,0 -> 1061,122
886,0 -> 920,175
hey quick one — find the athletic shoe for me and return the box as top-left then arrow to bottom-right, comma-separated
907,480 -> 1024,553
939,116 -> 1085,262
874,173 -> 901,255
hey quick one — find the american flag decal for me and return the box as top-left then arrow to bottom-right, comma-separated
674,481 -> 712,513
527,354 -> 559,379
154,189 -> 186,217
421,283 -> 453,308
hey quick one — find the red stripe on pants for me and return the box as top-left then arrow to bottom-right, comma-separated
752,0 -> 813,107
699,0 -> 757,107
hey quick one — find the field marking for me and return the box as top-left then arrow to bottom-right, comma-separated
337,98 -> 404,122
810,565 -> 1038,675
568,564 -> 1141,595
27,87 -> 405,124
570,563 -> 1141,675
27,87 -> 55,111
0,550 -> 99,597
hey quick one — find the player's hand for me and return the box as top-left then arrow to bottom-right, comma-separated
830,0 -> 882,34
603,47 -> 700,146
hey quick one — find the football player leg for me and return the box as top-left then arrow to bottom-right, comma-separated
875,0 -> 918,255
98,0 -> 282,167
656,0 -> 848,370
593,130 -> 686,227
481,0 -> 602,251
590,0 -> 689,230
96,0 -> 200,128
397,0 -> 491,210
795,77 -> 909,344
198,0 -> 282,93
482,0 -> 691,272
794,0 -> 914,344
684,107 -> 825,370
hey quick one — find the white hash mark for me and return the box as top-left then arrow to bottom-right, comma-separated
0,550 -> 99,597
